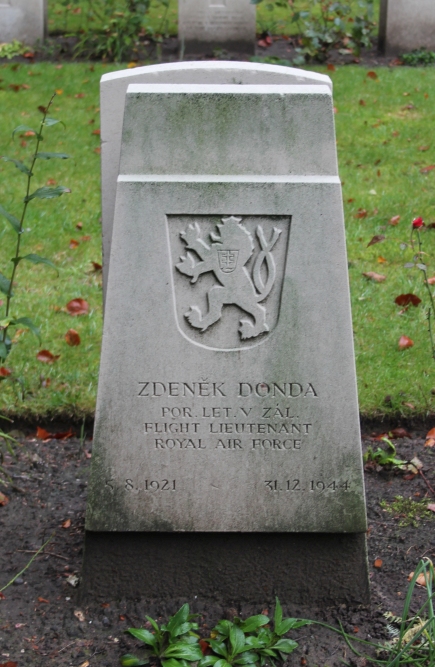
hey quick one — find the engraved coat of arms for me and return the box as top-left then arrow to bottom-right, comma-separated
175,216 -> 282,340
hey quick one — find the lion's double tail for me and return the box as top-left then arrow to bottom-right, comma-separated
253,226 -> 282,302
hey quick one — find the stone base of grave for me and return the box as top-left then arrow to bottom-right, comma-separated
80,532 -> 369,605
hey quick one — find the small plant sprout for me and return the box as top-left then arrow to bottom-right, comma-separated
364,437 -> 407,469
408,217 -> 435,363
0,92 -> 70,365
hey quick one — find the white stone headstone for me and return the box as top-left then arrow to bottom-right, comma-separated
99,62 -> 332,305
87,79 -> 367,538
379,0 -> 435,55
0,0 -> 47,45
178,0 -> 255,54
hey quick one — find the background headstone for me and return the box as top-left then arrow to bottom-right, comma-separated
0,0 -> 47,45
99,62 -> 332,306
178,0 -> 255,54
83,76 -> 369,605
379,0 -> 435,55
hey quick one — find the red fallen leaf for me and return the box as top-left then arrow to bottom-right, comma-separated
36,349 -> 60,363
66,298 -> 89,316
374,558 -> 383,568
355,208 -> 368,219
420,165 -> 435,173
257,39 -> 269,48
367,234 -> 385,247
359,99 -> 366,106
0,491 -> 9,506
119,615 -> 126,621
347,198 -> 355,203
426,427 -> 435,438
65,329 -> 80,347
76,222 -> 83,230
9,83 -> 21,92
24,130 -> 35,137
427,276 -> 435,285
428,504 -> 435,512
392,130 -> 400,137
353,627 -> 359,633
389,215 -> 400,226
377,256 -> 387,263
0,367 -> 12,376
46,178 -> 57,186
199,639 -> 212,656
419,145 -> 430,151
0,591 -> 5,599
21,84 -> 30,90
390,427 -> 412,438
94,147 -> 101,155
373,432 -> 389,441
81,235 -> 91,242
327,63 -> 336,72
36,426 -> 52,440
403,473 -> 416,480
398,335 -> 414,350
0,662 -> 18,667
394,293 -> 421,307
363,272 -> 386,282
38,597 -> 49,603
92,129 -> 100,135
300,659 -> 307,666
424,438 -> 435,448
69,239 -> 79,249
75,92 -> 85,98
62,519 -> 71,528
24,51 -> 35,59
367,70 -> 378,79
91,261 -> 102,272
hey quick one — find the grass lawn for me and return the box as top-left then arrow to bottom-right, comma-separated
47,0 -> 380,38
0,61 -> 434,420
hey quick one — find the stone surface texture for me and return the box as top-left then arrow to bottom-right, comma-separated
178,0 -> 255,54
99,62 -> 332,303
86,81 -> 367,537
0,0 -> 47,44
379,0 -> 435,55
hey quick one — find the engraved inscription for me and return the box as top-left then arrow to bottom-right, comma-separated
176,216 -> 281,340
264,480 -> 350,492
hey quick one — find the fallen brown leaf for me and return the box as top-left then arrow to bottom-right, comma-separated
394,293 -> 421,307
367,70 -> 378,79
327,63 -> 336,72
0,367 -> 12,376
363,272 -> 386,282
398,335 -> 414,350
428,504 -> 435,512
355,208 -> 368,219
367,234 -> 385,247
408,572 -> 427,586
66,298 -> 89,316
91,261 -> 102,272
65,329 -> 80,347
427,276 -> 435,285
389,215 -> 401,226
69,239 -> 79,249
36,349 -> 60,363
418,145 -> 430,151
424,438 -> 435,448
390,427 -> 412,438
38,597 -> 49,603
374,558 -> 382,568
420,165 -> 435,174
0,492 -> 9,507
62,519 -> 71,529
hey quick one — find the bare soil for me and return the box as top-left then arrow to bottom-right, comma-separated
0,425 -> 434,666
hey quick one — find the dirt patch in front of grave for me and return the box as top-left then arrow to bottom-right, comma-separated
0,425 -> 434,666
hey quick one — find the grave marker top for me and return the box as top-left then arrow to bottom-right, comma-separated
100,62 -> 332,302
0,0 -> 47,45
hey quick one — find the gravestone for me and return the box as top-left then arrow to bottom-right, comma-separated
379,0 -> 435,55
82,74 -> 369,606
99,62 -> 332,305
0,0 -> 47,45
178,0 -> 255,55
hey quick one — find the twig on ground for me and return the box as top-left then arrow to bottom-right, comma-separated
16,549 -> 68,561
419,469 -> 435,497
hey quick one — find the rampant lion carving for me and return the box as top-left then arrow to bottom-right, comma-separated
176,216 -> 281,340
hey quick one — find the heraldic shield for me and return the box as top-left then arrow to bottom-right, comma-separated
166,215 -> 291,351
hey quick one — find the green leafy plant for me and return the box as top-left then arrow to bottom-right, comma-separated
121,602 -> 203,667
73,0 -> 167,62
252,0 -> 375,63
0,40 -> 29,59
0,416 -> 20,486
204,598 -> 309,667
363,437 -> 407,469
0,92 -> 70,366
402,48 -> 435,67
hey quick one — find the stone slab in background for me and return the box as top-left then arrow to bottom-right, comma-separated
178,0 -> 255,55
99,62 -> 332,305
0,0 -> 47,45
379,0 -> 435,55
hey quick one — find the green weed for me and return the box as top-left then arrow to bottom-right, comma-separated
380,496 -> 435,527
